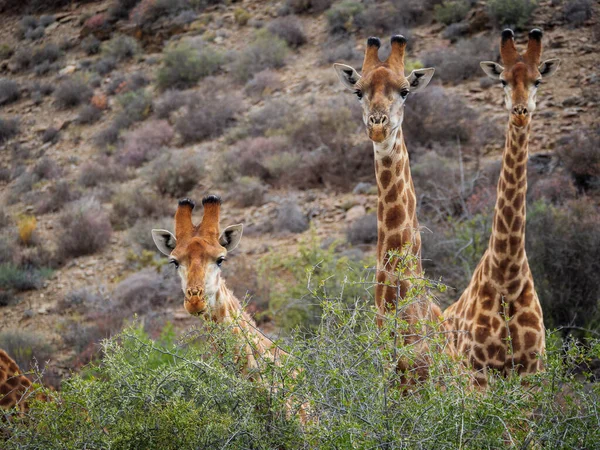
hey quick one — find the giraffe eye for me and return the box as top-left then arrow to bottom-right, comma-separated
400,89 -> 409,98
501,80 -> 507,87
354,90 -> 362,100
169,259 -> 179,269
216,256 -> 226,267
534,80 -> 541,87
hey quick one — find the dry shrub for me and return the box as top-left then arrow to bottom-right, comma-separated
244,70 -> 283,99
113,267 -> 180,313
111,189 -> 171,229
78,158 -> 129,187
81,35 -> 101,55
0,330 -> 54,372
54,77 -> 92,109
563,0 -> 592,27
18,215 -> 37,245
230,29 -> 287,82
57,197 -> 112,259
0,79 -> 20,106
0,117 -> 19,143
175,91 -> 242,144
102,35 -> 139,61
527,198 -> 600,337
228,176 -> 268,207
33,157 -> 60,180
267,16 -> 306,48
153,89 -> 188,119
275,200 -> 309,233
120,120 -> 174,167
157,40 -> 223,90
116,89 -> 152,122
346,214 -> 377,245
556,127 -> 600,191
487,0 -> 537,29
128,216 -> 173,251
422,37 -> 496,84
36,181 -> 80,215
285,0 -> 332,14
77,104 -> 103,124
150,151 -> 205,197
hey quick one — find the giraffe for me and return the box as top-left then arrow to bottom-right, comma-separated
0,350 -> 37,413
334,35 -> 455,382
152,196 -> 305,420
444,29 -> 560,387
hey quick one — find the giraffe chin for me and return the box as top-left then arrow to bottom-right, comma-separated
184,296 -> 208,317
510,114 -> 530,128
368,126 -> 388,143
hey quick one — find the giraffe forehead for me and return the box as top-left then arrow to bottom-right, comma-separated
360,66 -> 407,93
176,237 -> 223,262
504,62 -> 537,84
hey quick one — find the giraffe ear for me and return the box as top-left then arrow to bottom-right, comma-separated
152,229 -> 176,256
219,224 -> 243,252
539,58 -> 560,78
406,68 -> 434,93
333,63 -> 361,91
480,61 -> 504,80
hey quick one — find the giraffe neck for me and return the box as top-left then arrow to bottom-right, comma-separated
373,129 -> 422,320
374,129 -> 421,272
487,120 -> 531,286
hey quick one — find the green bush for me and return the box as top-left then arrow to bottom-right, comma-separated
487,0 -> 537,29
259,231 -> 375,332
157,41 -> 223,90
5,311 -> 600,448
434,0 -> 470,25
325,1 -> 364,34
0,263 -> 51,292
230,29 -> 287,82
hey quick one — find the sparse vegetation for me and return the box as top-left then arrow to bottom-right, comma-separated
0,330 -> 54,372
0,117 -> 19,143
557,126 -> 600,191
81,35 -> 101,55
111,189 -> 170,230
102,35 -> 140,61
563,0 -> 592,26
150,151 -> 204,197
487,0 -> 537,29
57,197 -> 112,259
157,41 -> 223,90
175,91 -> 241,144
230,30 -> 288,82
0,79 -> 20,106
347,213 -> 377,245
54,77 -> 93,109
434,0 -> 471,25
267,16 -> 307,48
77,104 -> 103,124
120,120 -> 174,167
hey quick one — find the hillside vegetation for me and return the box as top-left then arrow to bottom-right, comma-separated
0,0 -> 598,446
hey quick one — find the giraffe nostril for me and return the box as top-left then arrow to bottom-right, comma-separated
381,115 -> 388,125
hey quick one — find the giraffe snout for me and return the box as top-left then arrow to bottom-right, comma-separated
512,105 -> 528,116
369,114 -> 388,126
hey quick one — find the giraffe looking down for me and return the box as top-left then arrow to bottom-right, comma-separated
444,29 -> 560,387
152,196 -> 305,420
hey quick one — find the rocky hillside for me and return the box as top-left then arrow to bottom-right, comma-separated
0,0 -> 598,384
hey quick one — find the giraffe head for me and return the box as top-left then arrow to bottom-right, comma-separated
480,29 -> 560,127
334,35 -> 434,144
151,196 -> 243,316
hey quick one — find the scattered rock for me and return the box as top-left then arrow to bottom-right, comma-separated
562,96 -> 582,107
352,182 -> 373,195
59,65 -> 77,76
345,205 -> 366,222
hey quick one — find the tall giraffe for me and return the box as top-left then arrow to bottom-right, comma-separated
334,36 -> 454,381
444,29 -> 560,387
334,36 -> 440,327
152,196 -> 305,421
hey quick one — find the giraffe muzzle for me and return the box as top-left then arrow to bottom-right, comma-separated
512,105 -> 528,116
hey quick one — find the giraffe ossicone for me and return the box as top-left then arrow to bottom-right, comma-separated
444,29 -> 560,387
